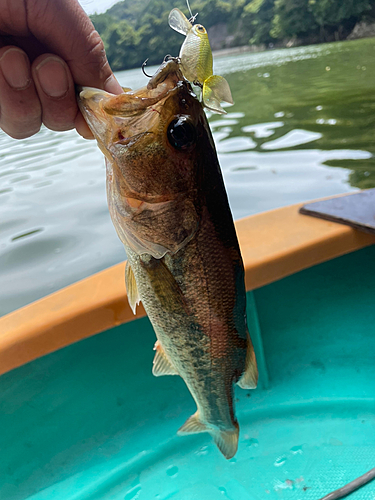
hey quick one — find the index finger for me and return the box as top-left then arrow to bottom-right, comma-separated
26,0 -> 122,94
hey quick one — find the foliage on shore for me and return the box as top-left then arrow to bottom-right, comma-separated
90,0 -> 375,71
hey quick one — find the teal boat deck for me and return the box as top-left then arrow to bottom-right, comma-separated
1,246 -> 375,499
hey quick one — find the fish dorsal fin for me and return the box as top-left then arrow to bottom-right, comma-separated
237,337 -> 258,389
125,261 -> 141,315
152,341 -> 178,376
202,75 -> 234,114
213,426 -> 239,460
168,8 -> 192,35
178,411 -> 208,434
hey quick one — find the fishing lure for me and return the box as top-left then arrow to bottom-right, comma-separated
168,7 -> 233,114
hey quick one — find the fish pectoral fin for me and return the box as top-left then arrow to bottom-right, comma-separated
237,337 -> 258,389
202,75 -> 234,114
152,341 -> 179,376
142,258 -> 189,314
125,261 -> 141,315
178,412 -> 208,434
212,426 -> 239,460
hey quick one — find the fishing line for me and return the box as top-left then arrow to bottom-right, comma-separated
318,466 -> 375,500
186,0 -> 193,19
186,0 -> 198,23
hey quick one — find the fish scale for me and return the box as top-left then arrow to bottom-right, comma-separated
78,60 -> 258,459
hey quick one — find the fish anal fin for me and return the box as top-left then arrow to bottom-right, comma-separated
178,411 -> 208,435
125,261 -> 141,315
152,341 -> 178,376
237,338 -> 258,389
213,425 -> 239,460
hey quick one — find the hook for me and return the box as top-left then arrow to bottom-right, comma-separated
142,59 -> 152,78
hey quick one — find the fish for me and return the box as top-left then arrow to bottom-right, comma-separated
77,59 -> 258,459
168,8 -> 233,114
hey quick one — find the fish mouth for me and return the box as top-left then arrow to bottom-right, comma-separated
77,60 -> 189,152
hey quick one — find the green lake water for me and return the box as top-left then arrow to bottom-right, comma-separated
0,38 -> 374,316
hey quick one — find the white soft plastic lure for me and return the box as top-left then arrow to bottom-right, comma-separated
168,7 -> 233,114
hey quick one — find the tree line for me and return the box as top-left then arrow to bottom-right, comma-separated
90,0 -> 375,71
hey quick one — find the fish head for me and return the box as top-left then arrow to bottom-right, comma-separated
78,60 -> 213,258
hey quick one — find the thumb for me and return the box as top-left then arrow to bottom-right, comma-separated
26,0 -> 122,94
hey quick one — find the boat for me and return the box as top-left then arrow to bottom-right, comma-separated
1,194 -> 375,500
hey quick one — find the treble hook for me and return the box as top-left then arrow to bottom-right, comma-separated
163,54 -> 179,64
142,59 -> 152,78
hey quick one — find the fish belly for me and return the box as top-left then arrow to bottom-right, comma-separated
126,223 -> 247,433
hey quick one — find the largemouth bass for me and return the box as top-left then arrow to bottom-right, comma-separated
78,60 -> 258,459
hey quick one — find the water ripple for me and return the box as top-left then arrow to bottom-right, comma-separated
261,129 -> 323,149
1,38 -> 375,316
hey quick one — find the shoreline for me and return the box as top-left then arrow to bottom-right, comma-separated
213,45 -> 266,58
212,25 -> 375,58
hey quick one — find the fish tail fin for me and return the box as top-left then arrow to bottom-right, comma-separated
178,411 -> 208,434
212,423 -> 239,460
237,334 -> 258,389
202,75 -> 233,114
178,412 -> 239,459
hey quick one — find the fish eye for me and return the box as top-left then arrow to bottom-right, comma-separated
167,116 -> 196,151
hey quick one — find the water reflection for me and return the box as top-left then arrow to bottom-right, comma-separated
242,122 -> 284,139
1,38 -> 375,316
261,130 -> 322,149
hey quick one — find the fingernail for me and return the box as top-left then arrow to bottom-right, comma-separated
36,57 -> 69,98
104,74 -> 123,95
0,48 -> 30,90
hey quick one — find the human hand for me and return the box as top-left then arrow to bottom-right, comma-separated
0,0 -> 122,139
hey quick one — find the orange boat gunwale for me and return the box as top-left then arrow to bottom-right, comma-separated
1,198 -> 374,376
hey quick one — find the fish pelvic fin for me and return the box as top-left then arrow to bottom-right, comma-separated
178,412 -> 239,459
178,411 -> 208,435
213,424 -> 239,460
202,75 -> 234,114
152,341 -> 179,377
125,261 -> 141,315
237,336 -> 258,389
